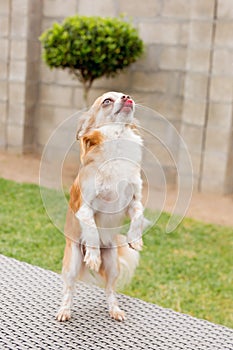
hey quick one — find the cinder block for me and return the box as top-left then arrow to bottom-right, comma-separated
182,99 -> 206,126
186,48 -> 210,72
10,40 -> 27,60
8,104 -> 25,125
205,126 -> 232,153
0,61 -> 7,79
217,0 -> 233,19
11,16 -> 28,38
53,106 -> 77,126
40,64 -> 56,84
184,73 -> 208,100
0,121 -> 6,148
35,122 -> 55,147
133,45 -> 160,71
118,0 -> 161,17
178,147 -> 201,176
180,124 -> 203,153
164,71 -> 184,97
159,47 -> 187,70
27,14 -> 42,41
26,82 -> 38,106
26,62 -> 40,82
0,39 -> 8,60
36,105 -> 77,130
132,71 -> 169,93
191,0 -> 215,19
78,0 -> 116,16
0,0 -> 10,14
212,49 -> 233,75
9,82 -> 26,104
9,60 -> 27,81
208,102 -> 232,128
39,84 -> 73,107
139,22 -> 180,44
164,97 -> 183,121
202,151 -> 228,176
55,69 -> 81,87
179,23 -> 190,45
7,124 -> 24,147
224,154 -> 233,193
26,41 -> 40,62
200,176 -> 226,194
93,70 -> 130,90
12,0 -> 29,16
0,17 -> 9,37
34,105 -> 55,129
210,76 -> 233,103
73,87 -> 86,109
189,22 -> 213,47
43,0 -> 77,17
0,102 -> 7,123
163,0 -> 190,18
215,22 -> 233,47
0,81 -> 7,102
201,151 -> 228,193
41,18 -> 55,32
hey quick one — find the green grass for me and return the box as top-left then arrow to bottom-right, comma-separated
0,177 -> 232,328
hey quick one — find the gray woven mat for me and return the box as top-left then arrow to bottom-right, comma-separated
0,254 -> 232,350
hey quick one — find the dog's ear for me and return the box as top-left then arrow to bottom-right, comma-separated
76,112 -> 95,140
80,130 -> 104,163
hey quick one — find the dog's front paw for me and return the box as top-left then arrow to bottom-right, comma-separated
84,248 -> 101,272
56,307 -> 71,322
129,238 -> 143,251
109,306 -> 126,321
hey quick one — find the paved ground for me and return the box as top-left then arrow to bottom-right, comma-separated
0,151 -> 233,227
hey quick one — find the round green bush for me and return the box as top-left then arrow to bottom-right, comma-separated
40,15 -> 144,104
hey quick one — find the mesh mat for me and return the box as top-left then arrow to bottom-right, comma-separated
0,254 -> 232,350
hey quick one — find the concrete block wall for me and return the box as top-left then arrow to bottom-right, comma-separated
0,0 -> 41,152
1,0 -> 232,194
179,0 -> 233,193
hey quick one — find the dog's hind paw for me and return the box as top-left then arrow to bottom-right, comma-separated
129,238 -> 143,251
84,248 -> 101,272
56,307 -> 71,322
109,306 -> 126,321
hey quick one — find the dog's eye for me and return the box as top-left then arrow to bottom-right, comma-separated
102,98 -> 113,105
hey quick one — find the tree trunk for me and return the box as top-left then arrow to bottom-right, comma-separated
83,84 -> 89,108
82,80 -> 93,108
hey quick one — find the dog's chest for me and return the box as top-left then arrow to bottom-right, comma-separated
93,126 -> 142,211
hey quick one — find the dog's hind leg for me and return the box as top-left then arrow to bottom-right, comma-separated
56,238 -> 83,321
101,247 -> 125,321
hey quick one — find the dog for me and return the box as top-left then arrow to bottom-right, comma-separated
56,92 -> 147,322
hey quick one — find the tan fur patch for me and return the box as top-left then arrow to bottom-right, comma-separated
80,130 -> 105,164
69,177 -> 82,213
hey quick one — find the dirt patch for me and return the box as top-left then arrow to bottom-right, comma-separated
0,151 -> 233,227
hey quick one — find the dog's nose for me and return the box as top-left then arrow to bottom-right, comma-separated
121,95 -> 131,101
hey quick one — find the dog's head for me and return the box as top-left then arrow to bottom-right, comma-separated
76,92 -> 135,139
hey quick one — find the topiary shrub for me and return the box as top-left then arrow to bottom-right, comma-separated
40,15 -> 144,106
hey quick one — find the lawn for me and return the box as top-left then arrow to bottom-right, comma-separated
0,177 -> 232,328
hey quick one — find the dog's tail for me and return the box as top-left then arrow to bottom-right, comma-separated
116,234 -> 139,289
79,234 -> 139,289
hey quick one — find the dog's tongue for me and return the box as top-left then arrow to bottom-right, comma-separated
124,99 -> 133,107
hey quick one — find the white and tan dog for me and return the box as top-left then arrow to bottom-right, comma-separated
56,92 -> 147,322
